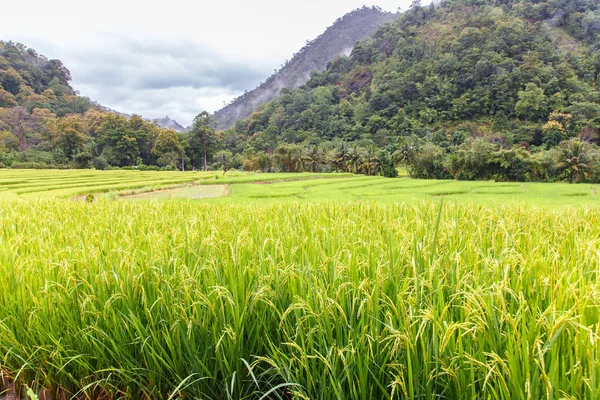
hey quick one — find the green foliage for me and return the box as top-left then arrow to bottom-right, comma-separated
91,156 -> 108,170
73,152 -> 92,168
219,0 -> 600,183
515,83 -> 548,121
188,111 -> 220,170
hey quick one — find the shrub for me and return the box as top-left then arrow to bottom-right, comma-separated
92,157 -> 109,171
73,152 -> 93,169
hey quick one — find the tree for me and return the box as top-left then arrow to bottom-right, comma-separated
515,83 -> 548,121
73,152 -> 92,168
491,147 -> 532,182
407,143 -> 448,179
152,129 -> 184,169
0,106 -> 31,151
442,153 -> 462,180
0,89 -> 17,108
392,139 -> 415,174
302,146 -> 323,172
556,139 -> 596,183
190,111 -> 220,171
378,150 -> 398,178
214,150 -> 234,174
274,144 -> 302,172
360,145 -> 380,176
542,120 -> 565,147
347,146 -> 362,173
115,135 -> 140,166
55,116 -> 85,159
330,141 -> 350,172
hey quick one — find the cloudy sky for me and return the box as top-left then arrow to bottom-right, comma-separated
4,0 -> 413,126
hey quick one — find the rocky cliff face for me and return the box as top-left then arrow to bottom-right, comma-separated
213,6 -> 399,130
152,116 -> 186,132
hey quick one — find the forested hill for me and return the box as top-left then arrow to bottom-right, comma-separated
222,0 -> 600,182
213,6 -> 399,130
0,41 -> 93,115
0,41 -> 196,170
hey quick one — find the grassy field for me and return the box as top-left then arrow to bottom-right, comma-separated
1,169 -> 600,207
0,170 -> 351,200
0,170 -> 599,399
221,176 -> 600,207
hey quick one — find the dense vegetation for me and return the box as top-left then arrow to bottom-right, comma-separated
0,199 -> 598,399
0,42 -> 205,171
218,0 -> 600,182
213,7 -> 398,130
3,0 -> 600,182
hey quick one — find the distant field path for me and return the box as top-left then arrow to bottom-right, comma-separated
120,184 -> 229,200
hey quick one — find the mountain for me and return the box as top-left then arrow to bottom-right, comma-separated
152,116 -> 186,132
0,42 -> 195,169
219,0 -> 600,181
213,6 -> 399,130
94,102 -> 187,131
0,41 -> 94,116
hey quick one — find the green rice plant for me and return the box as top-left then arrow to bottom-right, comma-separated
0,200 -> 598,399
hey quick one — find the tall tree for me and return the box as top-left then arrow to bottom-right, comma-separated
152,129 -> 184,169
0,106 -> 31,151
190,111 -> 219,171
55,115 -> 85,159
515,83 -> 548,122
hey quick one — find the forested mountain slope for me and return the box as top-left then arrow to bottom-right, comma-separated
222,0 -> 600,182
0,41 -> 93,116
0,42 -> 196,170
213,6 -> 399,130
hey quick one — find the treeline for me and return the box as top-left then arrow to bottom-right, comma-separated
212,142 -> 398,177
3,0 -> 600,182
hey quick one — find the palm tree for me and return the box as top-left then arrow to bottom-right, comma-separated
302,146 -> 322,172
360,145 -> 380,176
347,146 -> 362,173
442,153 -> 462,180
392,140 -> 414,176
330,142 -> 350,172
556,139 -> 595,183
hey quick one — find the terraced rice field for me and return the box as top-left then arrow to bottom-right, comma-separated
0,170 -> 350,200
120,184 -> 229,200
1,169 -> 600,207
0,169 -> 599,399
222,176 -> 600,207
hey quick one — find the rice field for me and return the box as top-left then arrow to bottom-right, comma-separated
2,169 -> 600,207
0,170 -> 350,200
0,170 -> 599,399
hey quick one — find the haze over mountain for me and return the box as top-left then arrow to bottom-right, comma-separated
213,6 -> 399,130
152,116 -> 186,132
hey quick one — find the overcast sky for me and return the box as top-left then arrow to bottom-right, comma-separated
3,0 -> 413,126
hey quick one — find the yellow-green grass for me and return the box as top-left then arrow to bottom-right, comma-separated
212,177 -> 600,207
0,200 -> 598,399
2,169 -> 600,207
119,184 -> 229,200
0,170 -> 353,200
